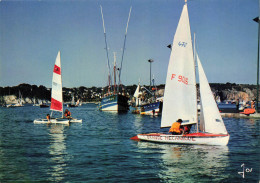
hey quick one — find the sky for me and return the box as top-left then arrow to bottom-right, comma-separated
0,0 -> 259,88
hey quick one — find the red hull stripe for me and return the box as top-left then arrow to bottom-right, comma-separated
53,65 -> 61,75
185,133 -> 229,137
50,98 -> 62,111
130,136 -> 140,140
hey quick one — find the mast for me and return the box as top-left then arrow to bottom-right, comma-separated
193,33 -> 199,132
60,51 -> 64,118
253,17 -> 259,113
100,5 -> 111,94
118,6 -> 132,92
113,52 -> 117,94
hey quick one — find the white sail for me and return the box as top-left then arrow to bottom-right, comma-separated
133,83 -> 142,106
50,51 -> 63,113
161,3 -> 197,128
197,54 -> 227,134
133,84 -> 141,98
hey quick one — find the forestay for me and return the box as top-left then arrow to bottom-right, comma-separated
50,51 -> 63,113
197,54 -> 227,134
161,3 -> 197,128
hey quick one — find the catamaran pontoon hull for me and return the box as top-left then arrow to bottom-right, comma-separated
33,118 -> 69,124
132,133 -> 230,146
64,118 -> 82,123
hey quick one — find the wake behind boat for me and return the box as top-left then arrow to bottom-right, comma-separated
33,51 -> 82,124
131,1 -> 229,146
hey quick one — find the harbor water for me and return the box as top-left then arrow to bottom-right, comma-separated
0,104 -> 259,182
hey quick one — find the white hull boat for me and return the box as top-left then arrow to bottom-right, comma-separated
131,1 -> 229,146
34,118 -> 69,124
132,133 -> 229,146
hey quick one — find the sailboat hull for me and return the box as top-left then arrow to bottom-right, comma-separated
133,133 -> 230,146
33,118 -> 69,124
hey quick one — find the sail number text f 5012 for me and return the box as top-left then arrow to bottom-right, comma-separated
171,74 -> 188,85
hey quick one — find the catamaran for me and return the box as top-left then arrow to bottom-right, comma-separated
131,1 -> 229,146
34,51 -> 82,124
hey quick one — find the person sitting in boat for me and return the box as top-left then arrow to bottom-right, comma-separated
169,119 -> 184,135
183,124 -> 192,134
64,109 -> 71,118
46,114 -> 50,122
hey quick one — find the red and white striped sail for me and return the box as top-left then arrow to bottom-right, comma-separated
50,51 -> 63,112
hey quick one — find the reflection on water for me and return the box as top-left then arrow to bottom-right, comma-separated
47,124 -> 68,182
136,142 -> 229,182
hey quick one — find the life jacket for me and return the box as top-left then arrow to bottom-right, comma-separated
169,122 -> 181,133
65,111 -> 71,117
183,125 -> 191,134
240,108 -> 256,115
46,115 -> 50,120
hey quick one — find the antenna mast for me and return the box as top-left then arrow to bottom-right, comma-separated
100,5 -> 111,93
118,6 -> 132,91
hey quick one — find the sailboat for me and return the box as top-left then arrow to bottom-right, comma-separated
67,95 -> 78,107
131,1 -> 229,146
13,91 -> 24,107
34,51 -> 82,124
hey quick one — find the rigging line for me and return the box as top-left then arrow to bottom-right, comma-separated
118,6 -> 132,89
100,5 -> 112,86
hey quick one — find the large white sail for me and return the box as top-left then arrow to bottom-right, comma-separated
161,3 -> 197,128
197,54 -> 227,134
50,51 -> 63,113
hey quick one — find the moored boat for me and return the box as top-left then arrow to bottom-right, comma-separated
99,94 -> 129,111
99,7 -> 132,112
131,83 -> 163,116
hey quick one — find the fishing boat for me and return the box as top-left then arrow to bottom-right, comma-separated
131,1 -> 229,146
34,51 -> 82,124
99,53 -> 129,111
99,6 -> 131,112
132,83 -> 162,116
